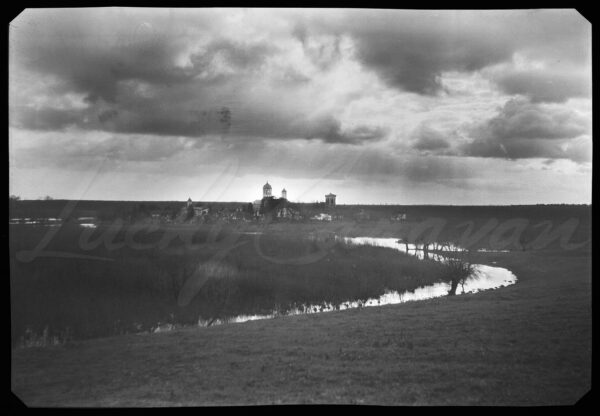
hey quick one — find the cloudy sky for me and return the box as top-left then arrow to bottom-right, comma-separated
9,8 -> 592,204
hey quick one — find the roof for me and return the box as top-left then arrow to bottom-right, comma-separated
325,193 -> 336,197
263,182 -> 271,189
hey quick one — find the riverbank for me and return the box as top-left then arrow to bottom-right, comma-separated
11,247 -> 591,405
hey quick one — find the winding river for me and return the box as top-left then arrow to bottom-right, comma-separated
186,236 -> 517,330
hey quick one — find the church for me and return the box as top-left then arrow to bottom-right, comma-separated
250,181 -> 337,219
253,181 -> 289,216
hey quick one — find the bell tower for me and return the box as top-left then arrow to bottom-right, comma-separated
263,181 -> 272,198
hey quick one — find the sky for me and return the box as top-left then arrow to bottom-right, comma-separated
9,8 -> 592,204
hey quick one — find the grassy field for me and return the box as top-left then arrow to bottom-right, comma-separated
10,203 -> 591,405
11,247 -> 590,405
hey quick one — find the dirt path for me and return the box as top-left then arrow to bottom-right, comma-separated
11,249 -> 591,406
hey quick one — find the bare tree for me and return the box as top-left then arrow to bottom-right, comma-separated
441,247 -> 475,296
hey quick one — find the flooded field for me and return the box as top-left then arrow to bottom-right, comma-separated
9,217 -> 98,228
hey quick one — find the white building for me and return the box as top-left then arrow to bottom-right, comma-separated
311,213 -> 332,221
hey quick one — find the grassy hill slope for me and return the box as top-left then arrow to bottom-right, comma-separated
11,247 -> 591,406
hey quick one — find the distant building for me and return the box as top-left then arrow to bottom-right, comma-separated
194,206 -> 209,216
253,200 -> 262,215
325,193 -> 336,207
256,182 -> 292,217
312,213 -> 332,221
263,181 -> 272,198
181,197 -> 208,221
277,206 -> 298,219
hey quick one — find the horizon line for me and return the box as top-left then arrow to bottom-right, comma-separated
9,198 -> 592,207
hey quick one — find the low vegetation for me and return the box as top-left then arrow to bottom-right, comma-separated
10,223 -> 462,347
10,202 -> 591,347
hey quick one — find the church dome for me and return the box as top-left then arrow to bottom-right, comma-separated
263,182 -> 272,190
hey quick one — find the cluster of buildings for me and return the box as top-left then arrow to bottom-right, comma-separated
253,182 -> 336,207
186,199 -> 209,216
183,182 -> 339,222
181,183 -> 409,224
252,182 -> 337,219
253,182 -> 296,219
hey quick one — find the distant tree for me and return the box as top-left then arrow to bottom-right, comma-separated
186,204 -> 195,220
9,195 -> 20,201
125,203 -> 151,222
167,203 -> 181,220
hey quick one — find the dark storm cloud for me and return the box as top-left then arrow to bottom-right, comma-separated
463,136 -> 591,162
12,99 -> 386,149
300,9 -> 590,95
11,99 -> 233,138
305,117 -> 387,145
462,98 -> 591,161
493,69 -> 591,103
470,98 -> 589,141
98,109 -> 119,123
12,15 -> 274,104
9,7 -> 591,175
11,13 -> 194,104
10,10 -> 377,144
351,27 -> 512,95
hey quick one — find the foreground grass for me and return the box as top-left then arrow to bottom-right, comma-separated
11,247 -> 591,406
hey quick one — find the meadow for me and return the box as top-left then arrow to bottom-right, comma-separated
11,242 -> 591,405
9,201 -> 591,405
